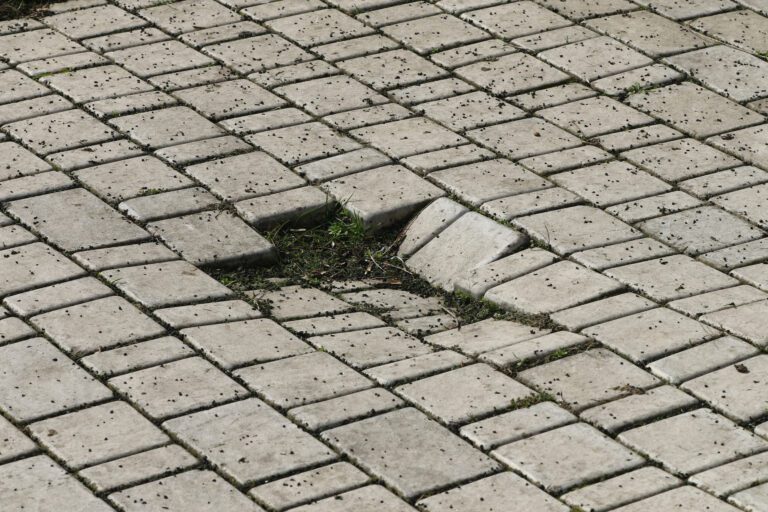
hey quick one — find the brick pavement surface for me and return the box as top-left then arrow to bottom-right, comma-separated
1,0 -> 768,510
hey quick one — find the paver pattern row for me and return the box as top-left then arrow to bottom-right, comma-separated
2,0 -> 768,510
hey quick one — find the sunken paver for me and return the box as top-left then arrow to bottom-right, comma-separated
322,408 -> 500,499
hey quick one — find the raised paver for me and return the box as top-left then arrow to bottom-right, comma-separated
322,408 -> 500,499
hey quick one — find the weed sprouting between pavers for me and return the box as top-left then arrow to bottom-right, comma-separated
209,209 -> 558,330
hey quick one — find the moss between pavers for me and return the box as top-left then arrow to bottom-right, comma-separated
0,0 -> 64,21
208,209 -> 557,329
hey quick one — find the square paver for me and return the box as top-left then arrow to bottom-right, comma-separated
173,79 -> 285,120
519,348 -> 659,411
30,296 -> 165,356
267,8 -> 372,46
109,357 -> 247,419
463,2 -> 570,38
246,122 -> 360,165
44,4 -> 146,39
0,338 -> 112,422
204,34 -> 313,73
0,141 -> 50,180
337,49 -> 447,90
101,260 -> 233,308
0,29 -> 84,64
622,138 -> 740,182
713,182 -> 768,230
416,91 -> 525,132
351,117 -> 467,159
456,53 -> 569,96
109,106 -> 225,149
249,285 -> 353,320
493,423 -> 645,493
275,75 -> 387,117
139,0 -> 241,35
638,206 -> 763,255
235,351 -> 372,408
627,82 -> 764,138
309,326 -> 432,369
689,9 -> 768,54
43,65 -> 153,104
605,254 -> 739,302
322,408 -> 499,499
701,299 -> 768,347
164,398 -> 336,485
4,109 -> 116,154
613,486 -> 741,512
619,409 -> 767,475
468,118 -> 582,160
106,40 -> 214,77
180,318 -> 312,369
684,355 -> 768,423
288,485 -> 415,512
539,96 -> 654,138
0,243 -> 85,297
0,69 -> 53,105
396,364 -> 535,425
539,36 -> 653,81
382,13 -> 486,54
29,401 -> 168,469
7,188 -> 149,252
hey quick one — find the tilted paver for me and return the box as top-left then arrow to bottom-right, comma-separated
2,0 -> 768,509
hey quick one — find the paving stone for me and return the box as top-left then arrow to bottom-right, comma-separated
606,191 -> 703,223
249,285 -> 352,321
83,26 -> 169,52
669,285 -> 767,317
322,165 -> 444,229
571,238 -> 675,271
407,212 -> 526,291
551,161 -> 671,207
110,469 -> 265,511
42,65 -> 152,105
519,146 -> 612,176
323,407 -> 499,498
44,4 -> 145,39
249,59 -> 340,89
110,106 -> 225,149
73,241 -> 179,271
639,206 -> 763,256
181,317 -> 310,369
540,96 -> 654,139
250,462 -> 370,511
606,254 -> 739,302
47,139 -> 145,172
455,53 -> 569,97
290,485 -> 416,512
139,0 -> 241,35
309,326 -> 432,369
402,144 -> 495,174
110,357 -> 246,420
275,75 -> 385,117
683,355 -> 768,423
7,188 -> 149,252
621,409 -> 767,475
173,79 -> 285,120
581,384 -> 698,433
667,45 -> 768,103
100,260 -> 233,309
358,2 -> 441,26
586,11 -> 710,57
396,363 -> 534,425
396,197 -> 466,258
267,8 -> 372,46
314,34 -> 399,61
395,313 -> 458,336
221,107 -> 312,135
550,292 -> 657,331
585,307 -> 718,362
681,165 -> 768,199
468,117 -> 583,160
324,103 -> 413,131
512,25 -> 599,52
0,170 -> 75,202
80,336 -> 195,377
479,330 -> 588,366
31,295 -> 165,356
79,444 -> 198,493
539,36 -> 653,81
493,423 -> 644,493
165,398 -> 336,485
204,34 -> 314,73
594,123 -> 684,152
236,186 -> 333,229
0,69 -> 50,105
119,187 -> 218,223
454,248 -> 559,298
627,82 -> 764,138
84,90 -> 176,119
106,40 -> 214,77
0,243 -> 85,298
289,387 -> 404,430
701,300 -> 768,346
147,211 -> 276,267
0,29 -> 84,64
352,117 -> 467,159
510,83 -> 599,111
425,318 -> 549,355
690,9 -> 768,54
149,64 -> 237,91
0,456 -> 114,512
0,224 -> 36,250
634,0 -> 736,18
561,467 -> 683,512
418,471 -> 570,512
340,288 -> 443,318
154,300 -> 261,329
337,49 -> 448,90
690,451 -> 768,497
0,413 -> 36,463
622,137 -> 740,182
731,482 -> 768,512
518,348 -> 658,410
381,14 -> 486,54
294,148 -> 389,183
592,63 -> 683,96
235,351 -> 371,408
462,1 -> 570,39
713,182 -> 768,230
179,20 -> 265,47
0,337 -> 111,422
429,159 -> 551,206
29,401 -> 168,470
4,109 -> 116,155
0,316 -> 35,345
429,40 -> 514,69
363,350 -> 470,386
246,122 -> 360,165
0,94 -> 73,125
